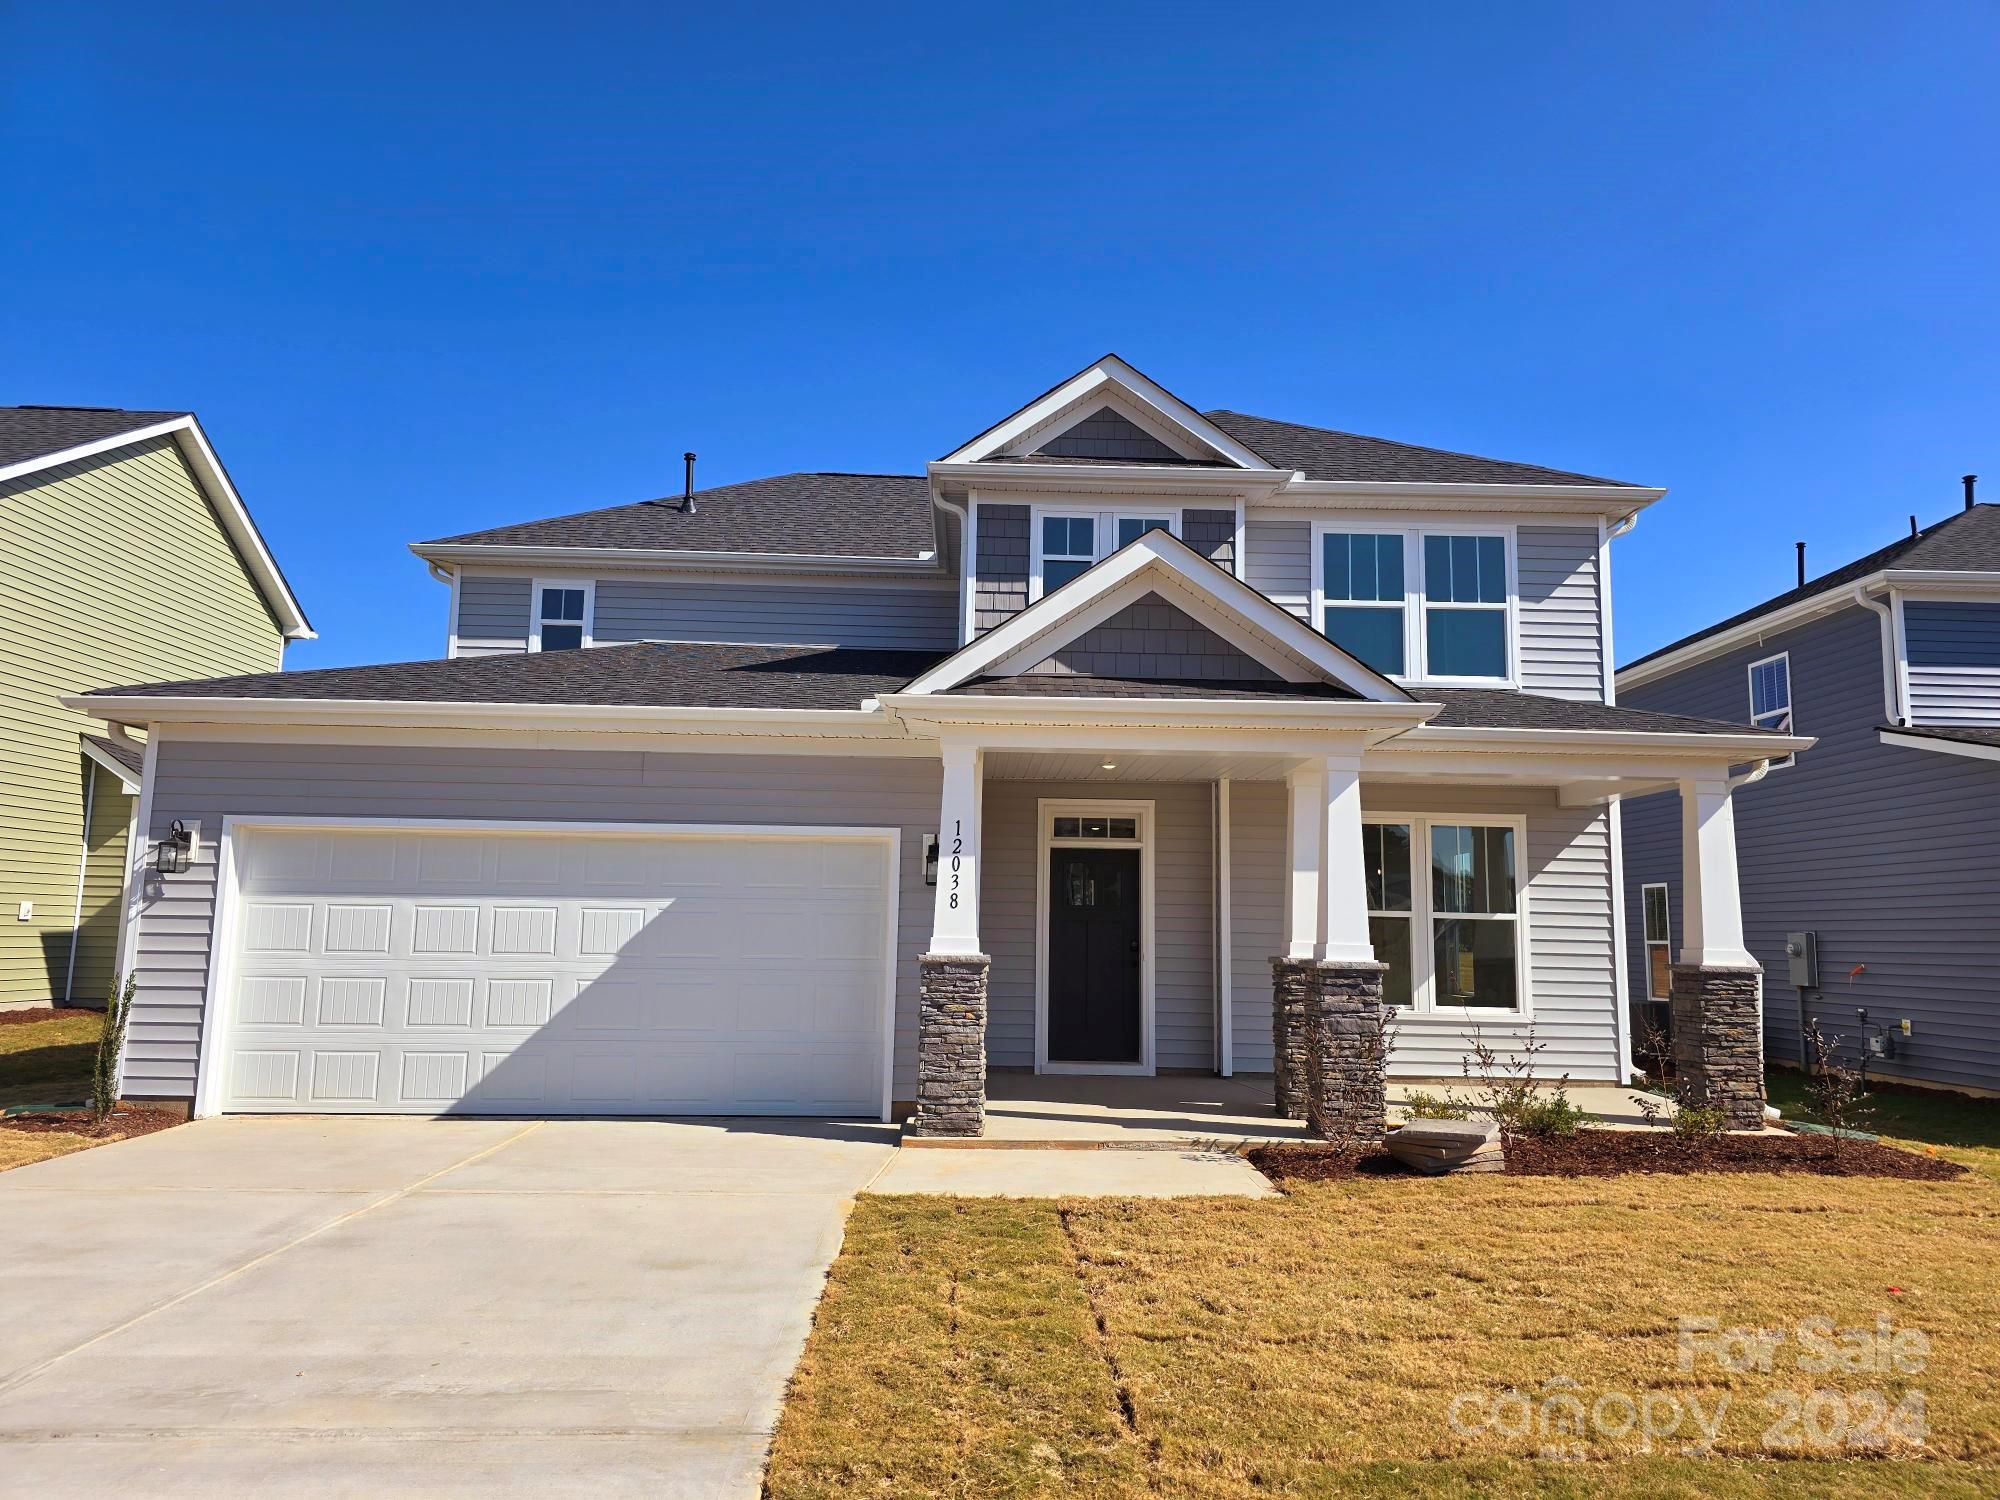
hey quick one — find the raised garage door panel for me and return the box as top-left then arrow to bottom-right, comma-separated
218,827 -> 891,1116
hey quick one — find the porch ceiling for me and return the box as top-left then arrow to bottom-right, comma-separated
984,747 -> 1305,782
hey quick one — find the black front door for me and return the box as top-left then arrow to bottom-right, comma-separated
1047,847 -> 1142,1064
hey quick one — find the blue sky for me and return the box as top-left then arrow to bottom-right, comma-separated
8,2 -> 1996,670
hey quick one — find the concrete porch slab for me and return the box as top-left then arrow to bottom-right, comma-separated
910,1072 -> 1307,1148
872,1147 -> 1279,1198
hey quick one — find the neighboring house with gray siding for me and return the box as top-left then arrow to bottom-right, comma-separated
73,356 -> 1792,1135
1620,500 -> 2000,1094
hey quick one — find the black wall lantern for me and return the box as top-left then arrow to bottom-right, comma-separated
922,833 -> 939,886
156,820 -> 194,875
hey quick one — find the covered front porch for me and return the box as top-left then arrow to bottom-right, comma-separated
903,1071 -> 1681,1148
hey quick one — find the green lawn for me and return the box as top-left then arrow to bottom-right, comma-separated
768,1087 -> 2000,1499
1767,1066 -> 2000,1182
0,1009 -> 110,1170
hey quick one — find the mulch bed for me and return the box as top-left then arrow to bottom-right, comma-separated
0,1006 -> 98,1028
0,1103 -> 183,1141
1251,1128 -> 1968,1186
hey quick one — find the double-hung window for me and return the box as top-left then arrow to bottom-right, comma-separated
1641,884 -> 1672,1000
1363,814 -> 1525,1013
1748,652 -> 1794,768
1322,533 -> 1406,676
531,580 -> 592,652
1313,524 -> 1513,682
1033,510 -> 1175,598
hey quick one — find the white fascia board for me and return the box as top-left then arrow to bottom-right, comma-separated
62,693 -> 902,737
0,416 -> 315,640
939,357 -> 1274,470
926,461 -> 1296,499
1274,480 -> 1664,518
876,690 -> 1437,732
901,529 -> 1409,702
409,542 -> 941,576
1397,724 -> 1815,758
1876,570 -> 2000,596
1617,576 -> 1885,692
1878,729 -> 2000,763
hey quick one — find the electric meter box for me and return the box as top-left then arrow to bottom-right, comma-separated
1785,931 -> 1819,989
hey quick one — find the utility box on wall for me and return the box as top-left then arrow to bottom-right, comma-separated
1785,931 -> 1819,989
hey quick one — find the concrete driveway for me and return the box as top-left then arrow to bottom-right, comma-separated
0,1116 -> 897,1498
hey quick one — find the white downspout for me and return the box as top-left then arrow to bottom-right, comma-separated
1852,587 -> 1902,725
932,488 -> 972,645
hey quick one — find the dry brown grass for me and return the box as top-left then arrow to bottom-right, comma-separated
766,1169 -> 2000,1498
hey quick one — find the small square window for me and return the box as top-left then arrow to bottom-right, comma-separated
1053,817 -> 1081,838
1108,817 -> 1137,839
1082,816 -> 1110,838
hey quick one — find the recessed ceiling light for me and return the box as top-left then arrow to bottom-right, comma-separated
1101,761 -> 1118,771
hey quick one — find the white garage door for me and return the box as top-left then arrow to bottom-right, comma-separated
212,824 -> 894,1117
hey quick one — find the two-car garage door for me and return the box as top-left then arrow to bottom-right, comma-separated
211,824 -> 895,1118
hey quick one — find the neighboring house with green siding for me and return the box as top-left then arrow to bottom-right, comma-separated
0,407 -> 311,1010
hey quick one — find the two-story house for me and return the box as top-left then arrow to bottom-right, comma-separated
1619,493 -> 2000,1096
73,358 -> 1798,1133
0,406 -> 311,1013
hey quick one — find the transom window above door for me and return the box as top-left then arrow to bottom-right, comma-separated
1032,509 -> 1177,597
1312,525 -> 1514,683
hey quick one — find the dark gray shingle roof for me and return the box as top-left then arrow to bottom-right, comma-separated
81,733 -> 144,776
89,643 -> 1778,738
422,473 -> 938,559
1879,723 -> 2000,751
0,406 -> 188,469
89,642 -> 943,712
1624,504 -> 2000,673
1203,410 -> 1639,488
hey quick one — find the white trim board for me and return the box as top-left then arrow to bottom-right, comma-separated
1035,798 -> 1157,1076
189,815 -> 903,1122
1878,728 -> 2000,764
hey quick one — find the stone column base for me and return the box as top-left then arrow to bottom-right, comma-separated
1670,963 -> 1765,1130
1269,957 -> 1317,1120
910,953 -> 990,1138
1305,960 -> 1389,1146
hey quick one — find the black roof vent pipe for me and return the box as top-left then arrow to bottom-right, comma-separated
1910,514 -> 1919,537
1965,473 -> 1979,511
682,452 -> 698,513
1795,540 -> 1806,588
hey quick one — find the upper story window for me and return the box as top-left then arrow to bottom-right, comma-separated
1312,524 -> 1515,684
531,579 -> 593,652
1747,652 -> 1794,767
1032,509 -> 1175,599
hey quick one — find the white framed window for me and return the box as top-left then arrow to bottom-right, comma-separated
1364,812 -> 1528,1014
1311,521 -> 1516,684
530,578 -> 594,652
1747,651 -> 1794,768
1031,507 -> 1177,599
1641,883 -> 1672,1000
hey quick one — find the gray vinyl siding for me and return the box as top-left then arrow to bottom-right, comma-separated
454,575 -> 531,656
1517,525 -> 1604,701
982,781 -> 1215,1071
1904,601 -> 2000,725
1035,409 -> 1182,462
1183,509 -> 1237,572
456,572 -> 955,654
127,738 -> 942,1102
973,504 -> 1030,635
1226,783 -> 1620,1081
1024,593 -> 1279,680
1243,518 -> 1312,623
1620,603 -> 2000,1092
593,577 -> 956,650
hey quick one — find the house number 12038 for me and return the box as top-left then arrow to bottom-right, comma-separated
948,819 -> 963,909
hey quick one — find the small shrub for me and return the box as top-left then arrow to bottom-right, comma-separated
1671,1102 -> 1728,1140
1803,1019 -> 1874,1158
1403,1089 -> 1468,1121
1511,1091 -> 1586,1138
91,972 -> 135,1125
1448,1025 -> 1581,1144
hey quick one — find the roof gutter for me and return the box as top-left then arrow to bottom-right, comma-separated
62,693 -> 904,737
407,542 -> 944,577
927,460 -> 1297,499
1396,724 -> 1816,758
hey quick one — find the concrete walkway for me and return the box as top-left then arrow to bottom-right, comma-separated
0,1116 -> 897,1498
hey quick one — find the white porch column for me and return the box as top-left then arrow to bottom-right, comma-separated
929,739 -> 984,956
1316,752 -> 1375,964
1677,773 -> 1754,968
1281,761 -> 1324,960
